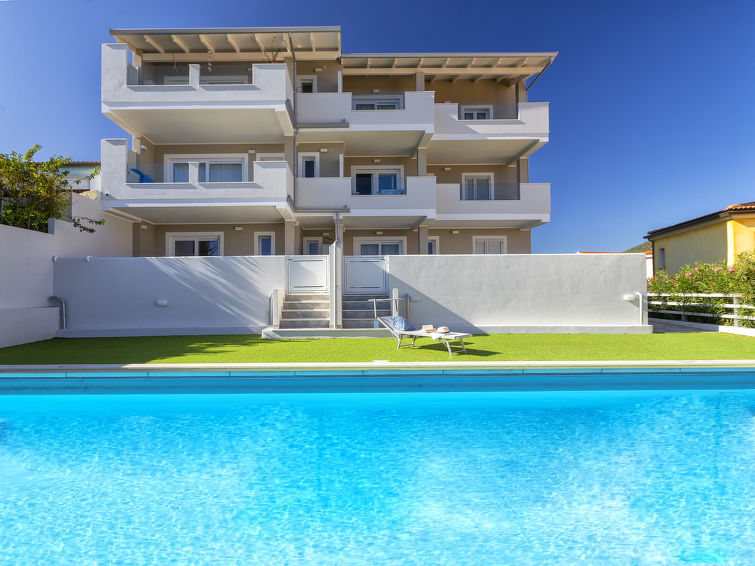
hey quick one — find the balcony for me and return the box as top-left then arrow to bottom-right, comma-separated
435,182 -> 551,227
100,139 -> 293,224
295,91 -> 435,155
295,176 -> 437,215
101,43 -> 294,143
428,102 -> 549,164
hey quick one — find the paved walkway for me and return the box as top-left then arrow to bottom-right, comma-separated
651,320 -> 706,333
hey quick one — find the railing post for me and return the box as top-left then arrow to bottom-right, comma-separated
188,161 -> 199,185
733,296 -> 740,327
189,64 -> 200,88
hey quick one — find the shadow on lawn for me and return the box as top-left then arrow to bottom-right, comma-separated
406,340 -> 499,358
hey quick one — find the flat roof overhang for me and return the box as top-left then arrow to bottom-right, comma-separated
111,27 -> 342,62
103,107 -> 291,144
296,129 -> 428,156
105,202 -> 290,224
427,138 -> 546,164
427,216 -> 549,229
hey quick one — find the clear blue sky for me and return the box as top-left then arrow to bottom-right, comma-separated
1,0 -> 753,252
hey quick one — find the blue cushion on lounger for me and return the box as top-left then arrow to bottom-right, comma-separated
385,315 -> 414,331
128,168 -> 154,183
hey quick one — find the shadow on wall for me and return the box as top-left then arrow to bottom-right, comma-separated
53,255 -> 287,331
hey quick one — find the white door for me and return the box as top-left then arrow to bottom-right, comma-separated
344,256 -> 387,294
287,256 -> 328,293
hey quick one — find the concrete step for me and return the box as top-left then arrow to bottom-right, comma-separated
284,293 -> 330,302
343,319 -> 383,329
342,310 -> 390,319
279,319 -> 331,329
262,327 -> 391,339
281,309 -> 330,320
281,301 -> 330,310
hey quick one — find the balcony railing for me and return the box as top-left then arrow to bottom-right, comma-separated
436,182 -> 551,217
295,176 -> 437,211
459,183 -> 521,201
126,161 -> 254,184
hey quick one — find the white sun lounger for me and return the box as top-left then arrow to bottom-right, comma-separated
377,316 -> 472,356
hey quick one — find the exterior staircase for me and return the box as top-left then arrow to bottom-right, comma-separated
342,294 -> 391,329
278,293 -> 330,329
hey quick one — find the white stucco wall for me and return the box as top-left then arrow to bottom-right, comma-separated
53,256 -> 286,336
0,195 -> 132,348
387,254 -> 649,333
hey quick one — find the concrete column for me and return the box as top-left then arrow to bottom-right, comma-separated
415,72 -> 425,92
417,148 -> 427,176
189,64 -> 200,89
417,225 -> 429,255
188,162 -> 199,185
284,220 -> 297,255
337,69 -> 343,93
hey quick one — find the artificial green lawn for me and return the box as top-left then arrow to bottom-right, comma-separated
0,332 -> 754,365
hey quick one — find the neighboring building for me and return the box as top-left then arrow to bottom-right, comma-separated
97,26 -> 554,257
645,201 -> 755,274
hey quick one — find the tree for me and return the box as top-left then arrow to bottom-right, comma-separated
0,145 -> 103,233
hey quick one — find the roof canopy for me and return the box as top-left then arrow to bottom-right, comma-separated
342,53 -> 556,82
110,26 -> 342,61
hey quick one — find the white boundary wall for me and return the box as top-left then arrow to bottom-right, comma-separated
387,254 -> 650,333
0,193 -> 132,348
53,256 -> 286,337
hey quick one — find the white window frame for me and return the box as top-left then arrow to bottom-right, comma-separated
353,236 -> 407,256
255,153 -> 285,162
297,75 -> 318,93
303,237 -> 323,255
472,236 -> 508,255
462,172 -> 494,201
298,152 -> 321,178
351,165 -> 405,195
352,94 -> 403,110
427,236 -> 440,255
164,153 -> 248,183
460,105 -> 493,120
254,231 -> 276,256
165,232 -> 225,256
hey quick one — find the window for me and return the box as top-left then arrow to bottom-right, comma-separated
352,95 -> 403,110
297,76 -> 317,93
303,237 -> 322,255
354,237 -> 406,256
460,105 -> 493,120
351,167 -> 404,195
255,232 -> 275,256
462,173 -> 494,200
473,237 -> 507,254
166,233 -> 224,256
165,154 -> 247,183
298,153 -> 320,178
658,248 -> 665,270
427,236 -> 439,255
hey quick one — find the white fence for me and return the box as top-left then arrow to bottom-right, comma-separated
648,293 -> 755,327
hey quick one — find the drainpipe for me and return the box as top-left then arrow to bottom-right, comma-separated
288,31 -> 298,208
50,296 -> 66,330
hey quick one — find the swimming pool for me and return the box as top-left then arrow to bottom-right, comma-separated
1,370 -> 754,564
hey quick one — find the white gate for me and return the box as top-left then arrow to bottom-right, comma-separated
344,256 -> 387,295
287,256 -> 329,293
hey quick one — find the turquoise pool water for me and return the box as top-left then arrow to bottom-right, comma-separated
1,388 -> 755,564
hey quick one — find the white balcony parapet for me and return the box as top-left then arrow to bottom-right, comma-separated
433,102 -> 549,140
295,176 -> 437,215
435,182 -> 551,221
100,139 -> 291,204
295,91 -> 435,131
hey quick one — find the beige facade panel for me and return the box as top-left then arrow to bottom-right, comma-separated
133,222 -> 286,256
430,228 -> 531,254
343,76 -> 415,94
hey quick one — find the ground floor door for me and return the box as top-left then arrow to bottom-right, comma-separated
344,256 -> 387,295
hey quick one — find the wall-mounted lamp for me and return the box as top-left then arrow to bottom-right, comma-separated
451,230 -> 460,235
373,159 -> 381,163
234,226 -> 243,231
51,256 -> 59,263
443,167 -> 452,171
140,224 -> 149,231
323,232 -> 331,237
320,148 -> 328,152
155,299 -> 169,307
376,231 -> 384,235
372,89 -> 380,93
85,256 -> 94,263
314,67 -> 324,72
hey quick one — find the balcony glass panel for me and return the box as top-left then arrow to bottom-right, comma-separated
127,64 -> 190,85
199,64 -> 253,85
352,94 -> 404,110
127,159 -> 250,183
460,182 -> 521,201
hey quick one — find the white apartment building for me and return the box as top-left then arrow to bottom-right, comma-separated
99,26 -> 554,258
